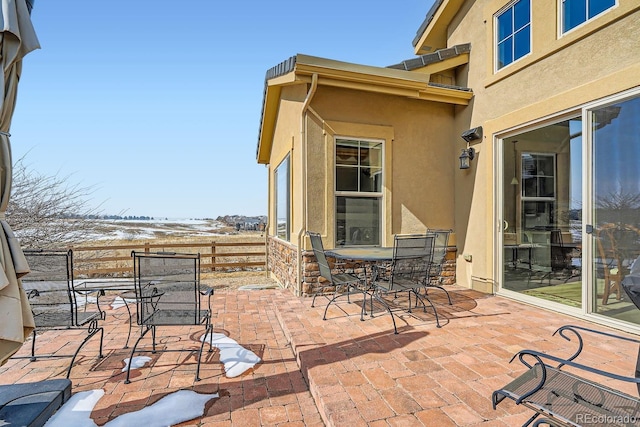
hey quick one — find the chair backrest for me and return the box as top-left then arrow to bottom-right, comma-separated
307,231 -> 334,284
596,224 -> 640,277
131,251 -> 202,326
426,228 -> 452,276
389,234 -> 435,289
549,228 -> 568,271
22,249 -> 87,327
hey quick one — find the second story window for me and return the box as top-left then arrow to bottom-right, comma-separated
495,0 -> 531,71
561,0 -> 616,33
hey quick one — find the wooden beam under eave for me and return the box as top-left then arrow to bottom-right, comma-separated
315,75 -> 472,105
416,89 -> 471,105
411,53 -> 470,75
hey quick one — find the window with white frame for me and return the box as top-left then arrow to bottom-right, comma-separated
561,0 -> 616,33
275,154 -> 290,241
495,0 -> 531,71
335,138 -> 383,246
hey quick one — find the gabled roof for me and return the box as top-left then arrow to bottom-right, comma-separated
256,53 -> 473,164
413,0 -> 466,55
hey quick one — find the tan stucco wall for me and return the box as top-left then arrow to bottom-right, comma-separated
306,86 -> 457,249
443,0 -> 640,292
264,83 -> 460,293
267,84 -> 307,243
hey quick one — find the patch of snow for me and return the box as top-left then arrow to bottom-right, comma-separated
44,389 -> 218,427
121,356 -> 152,372
110,296 -> 136,310
201,332 -> 261,378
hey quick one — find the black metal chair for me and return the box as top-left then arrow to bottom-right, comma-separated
125,251 -> 213,383
425,228 -> 453,304
307,231 -> 366,321
18,249 -> 104,378
370,234 -> 439,333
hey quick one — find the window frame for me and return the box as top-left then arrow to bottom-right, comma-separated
559,0 -> 617,35
494,0 -> 532,72
334,137 -> 384,246
274,154 -> 290,241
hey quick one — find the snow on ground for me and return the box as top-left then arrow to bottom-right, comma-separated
86,218 -> 228,240
44,389 -> 218,427
201,332 -> 261,378
121,356 -> 152,372
42,332 -> 260,426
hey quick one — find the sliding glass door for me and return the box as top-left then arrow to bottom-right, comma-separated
590,95 -> 640,324
501,118 -> 583,308
499,90 -> 640,327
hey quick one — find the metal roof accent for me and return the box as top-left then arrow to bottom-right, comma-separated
412,0 -> 445,47
387,43 -> 470,72
265,55 -> 297,81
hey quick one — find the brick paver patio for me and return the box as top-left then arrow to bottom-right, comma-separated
2,285 -> 638,426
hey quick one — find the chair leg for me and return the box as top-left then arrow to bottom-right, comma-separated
195,325 -> 213,382
124,326 -> 151,384
411,290 -> 441,328
371,291 -> 398,334
65,324 -> 104,379
29,329 -> 37,362
425,284 -> 452,305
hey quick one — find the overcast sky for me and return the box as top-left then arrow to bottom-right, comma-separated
10,0 -> 434,218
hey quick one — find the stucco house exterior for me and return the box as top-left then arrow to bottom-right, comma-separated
256,0 -> 640,332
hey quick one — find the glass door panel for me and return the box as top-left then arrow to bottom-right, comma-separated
591,96 -> 640,324
502,118 -> 583,307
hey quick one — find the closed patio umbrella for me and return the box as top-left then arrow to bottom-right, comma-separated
0,0 -> 40,366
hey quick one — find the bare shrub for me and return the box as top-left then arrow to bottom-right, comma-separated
7,155 -> 103,248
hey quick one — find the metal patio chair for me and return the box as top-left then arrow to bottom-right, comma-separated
425,228 -> 453,304
17,249 -> 104,378
596,223 -> 640,305
307,231 -> 366,321
370,234 -> 439,333
125,251 -> 213,383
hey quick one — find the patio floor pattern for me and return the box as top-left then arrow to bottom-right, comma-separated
2,285 -> 639,426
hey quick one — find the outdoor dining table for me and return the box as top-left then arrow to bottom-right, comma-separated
324,246 -> 393,262
324,246 -> 394,286
76,279 -> 137,348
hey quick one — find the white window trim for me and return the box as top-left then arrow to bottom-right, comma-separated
558,0 -> 618,37
494,0 -> 532,73
334,136 -> 385,246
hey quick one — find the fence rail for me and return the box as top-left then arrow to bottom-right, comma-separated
68,240 -> 266,277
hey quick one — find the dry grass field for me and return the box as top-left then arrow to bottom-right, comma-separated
73,222 -> 278,291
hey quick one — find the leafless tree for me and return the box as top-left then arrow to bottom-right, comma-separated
6,156 -> 104,249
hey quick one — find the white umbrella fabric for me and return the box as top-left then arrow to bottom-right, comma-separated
0,0 -> 39,366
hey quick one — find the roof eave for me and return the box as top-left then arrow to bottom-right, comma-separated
256,54 -> 473,164
413,0 -> 466,55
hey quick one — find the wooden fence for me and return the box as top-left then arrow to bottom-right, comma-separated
69,240 -> 266,278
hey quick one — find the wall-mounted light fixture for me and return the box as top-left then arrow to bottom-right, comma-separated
459,126 -> 482,170
459,147 -> 475,169
461,126 -> 482,142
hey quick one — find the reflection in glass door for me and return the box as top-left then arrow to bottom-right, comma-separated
502,118 -> 583,307
591,95 -> 640,324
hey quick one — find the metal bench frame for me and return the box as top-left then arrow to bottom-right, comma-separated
492,325 -> 640,426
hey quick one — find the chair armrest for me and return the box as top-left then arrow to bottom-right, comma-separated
553,324 -> 640,364
513,349 -> 640,386
200,288 -> 214,313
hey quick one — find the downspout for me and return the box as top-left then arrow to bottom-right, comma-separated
296,73 -> 318,295
264,164 -> 271,277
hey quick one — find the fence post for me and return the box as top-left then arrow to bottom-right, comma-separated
211,241 -> 216,272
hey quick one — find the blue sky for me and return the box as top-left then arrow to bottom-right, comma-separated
11,0 -> 434,219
